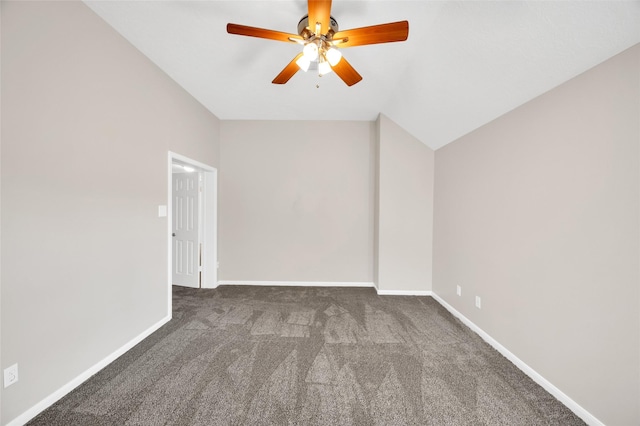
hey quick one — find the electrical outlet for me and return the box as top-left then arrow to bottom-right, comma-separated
4,364 -> 18,388
456,285 -> 462,296
475,296 -> 482,309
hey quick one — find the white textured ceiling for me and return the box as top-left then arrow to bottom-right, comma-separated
85,1 -> 640,150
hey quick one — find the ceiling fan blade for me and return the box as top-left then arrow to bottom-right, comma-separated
272,53 -> 304,84
308,0 -> 332,35
333,21 -> 408,48
227,23 -> 302,43
331,57 -> 362,87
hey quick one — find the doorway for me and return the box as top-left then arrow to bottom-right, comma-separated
168,152 -> 217,300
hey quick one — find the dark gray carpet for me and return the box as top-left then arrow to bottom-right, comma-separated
29,286 -> 585,425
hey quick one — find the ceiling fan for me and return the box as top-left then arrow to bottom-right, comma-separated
227,0 -> 409,86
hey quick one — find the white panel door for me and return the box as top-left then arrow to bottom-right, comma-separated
172,172 -> 200,288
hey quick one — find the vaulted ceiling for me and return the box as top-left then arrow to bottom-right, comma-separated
85,1 -> 640,150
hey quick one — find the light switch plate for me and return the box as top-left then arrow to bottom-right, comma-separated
158,205 -> 167,217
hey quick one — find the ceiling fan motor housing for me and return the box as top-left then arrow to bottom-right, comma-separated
298,15 -> 339,37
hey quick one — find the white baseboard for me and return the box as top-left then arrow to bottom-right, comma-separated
6,315 -> 172,426
218,280 -> 432,296
376,289 -> 432,296
430,293 -> 603,426
216,280 -> 375,288
216,282 -> 431,297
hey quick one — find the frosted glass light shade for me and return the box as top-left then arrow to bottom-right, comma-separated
303,43 -> 318,61
326,48 -> 342,66
318,60 -> 332,75
296,55 -> 311,72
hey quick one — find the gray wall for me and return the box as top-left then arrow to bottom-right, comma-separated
0,2 -> 219,424
218,116 -> 436,292
433,44 -> 639,425
376,114 -> 434,293
219,120 -> 375,283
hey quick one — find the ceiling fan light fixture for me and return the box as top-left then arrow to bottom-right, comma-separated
296,55 -> 311,72
326,47 -> 342,66
302,42 -> 318,61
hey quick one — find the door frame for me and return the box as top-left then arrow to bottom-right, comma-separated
167,152 -> 218,314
